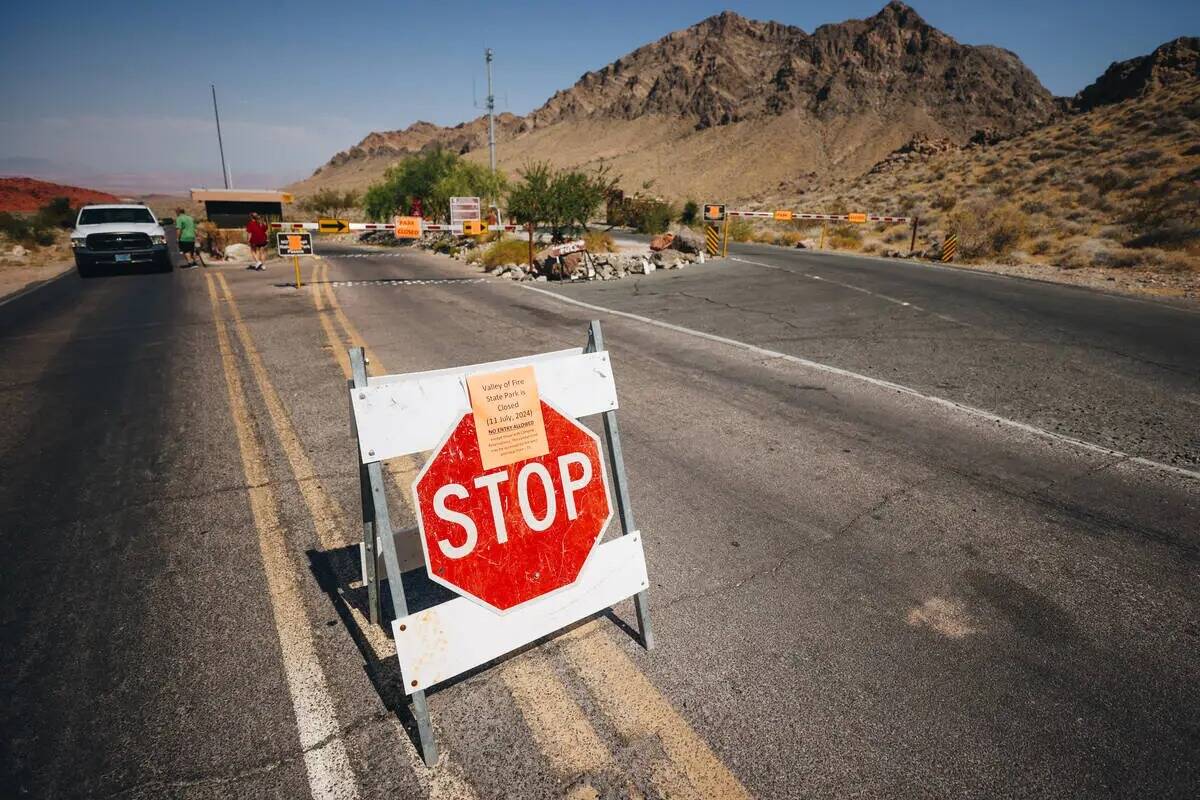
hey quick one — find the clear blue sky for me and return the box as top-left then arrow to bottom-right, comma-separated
1,0 -> 1195,192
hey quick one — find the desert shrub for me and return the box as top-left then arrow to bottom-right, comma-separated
1030,238 -> 1053,255
480,238 -> 531,268
829,224 -> 862,250
1090,246 -> 1145,268
1123,180 -> 1200,249
931,193 -> 957,212
1182,144 -> 1200,157
948,202 -> 1028,260
1158,252 -> 1198,272
883,225 -> 909,244
982,166 -> 1005,182
724,219 -> 754,243
1086,167 -> 1135,193
34,197 -> 77,229
583,231 -> 617,252
679,200 -> 699,226
1021,199 -> 1050,215
898,194 -> 917,213
1124,148 -> 1162,167
773,231 -> 806,247
0,211 -> 57,248
630,199 -> 675,234
861,241 -> 881,254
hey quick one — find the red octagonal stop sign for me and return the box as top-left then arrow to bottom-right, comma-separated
413,400 -> 612,612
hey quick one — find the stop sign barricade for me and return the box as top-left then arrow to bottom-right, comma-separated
347,321 -> 653,767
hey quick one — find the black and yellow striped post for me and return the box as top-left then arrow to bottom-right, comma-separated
705,225 -> 720,256
941,233 -> 958,263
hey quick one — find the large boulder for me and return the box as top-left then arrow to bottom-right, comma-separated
652,250 -> 686,269
669,226 -> 703,254
224,242 -> 252,261
649,233 -> 674,252
629,257 -> 656,275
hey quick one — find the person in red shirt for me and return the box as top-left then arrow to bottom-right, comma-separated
246,212 -> 269,270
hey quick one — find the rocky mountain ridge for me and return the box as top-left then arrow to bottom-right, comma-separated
292,3 -> 1193,205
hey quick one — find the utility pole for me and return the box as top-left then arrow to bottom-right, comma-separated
211,84 -> 230,189
485,48 -> 496,173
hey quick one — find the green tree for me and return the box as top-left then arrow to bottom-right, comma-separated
362,148 -> 506,222
298,189 -> 360,219
506,162 -> 615,240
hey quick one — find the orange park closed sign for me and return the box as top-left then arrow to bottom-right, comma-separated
394,215 -> 422,239
848,212 -> 868,224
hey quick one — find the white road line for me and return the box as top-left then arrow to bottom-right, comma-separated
521,284 -> 1200,482
732,256 -> 966,325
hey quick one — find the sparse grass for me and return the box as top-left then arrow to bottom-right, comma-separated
480,238 -> 530,268
583,231 -> 617,252
726,219 -> 755,243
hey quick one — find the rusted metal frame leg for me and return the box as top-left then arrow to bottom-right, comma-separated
586,320 -> 656,651
367,458 -> 439,766
350,352 -> 381,625
350,347 -> 438,765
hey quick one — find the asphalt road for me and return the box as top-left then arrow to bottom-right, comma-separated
1,243 -> 1196,799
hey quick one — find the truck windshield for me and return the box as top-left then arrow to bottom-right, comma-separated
78,208 -> 155,225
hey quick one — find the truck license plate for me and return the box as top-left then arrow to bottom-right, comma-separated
115,254 -> 131,263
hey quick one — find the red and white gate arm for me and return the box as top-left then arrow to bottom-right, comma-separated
273,220 -> 526,234
348,348 -> 648,693
726,209 -> 911,223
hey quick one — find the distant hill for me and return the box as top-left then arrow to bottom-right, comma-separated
290,2 -> 1058,202
0,177 -> 122,213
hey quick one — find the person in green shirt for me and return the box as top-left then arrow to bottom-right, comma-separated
174,207 -> 203,268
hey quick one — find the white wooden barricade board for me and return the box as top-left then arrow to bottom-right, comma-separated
393,533 -> 647,693
349,348 -> 647,695
350,348 -> 618,463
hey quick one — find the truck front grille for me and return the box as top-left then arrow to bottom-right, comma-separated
86,233 -> 152,251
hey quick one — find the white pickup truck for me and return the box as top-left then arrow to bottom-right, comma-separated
70,204 -> 172,277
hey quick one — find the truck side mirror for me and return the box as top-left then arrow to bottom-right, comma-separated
161,217 -> 175,225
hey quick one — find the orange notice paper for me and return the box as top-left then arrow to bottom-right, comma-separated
466,366 -> 549,469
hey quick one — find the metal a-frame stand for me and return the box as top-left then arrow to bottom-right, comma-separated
349,319 -> 653,767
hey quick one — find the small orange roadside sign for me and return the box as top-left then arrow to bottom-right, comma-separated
703,203 -> 726,222
848,212 -> 868,224
394,215 -> 422,239
276,231 -> 313,256
773,210 -> 793,221
462,219 -> 485,236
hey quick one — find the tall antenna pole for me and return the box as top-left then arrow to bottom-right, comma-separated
485,48 -> 496,173
211,84 -> 230,189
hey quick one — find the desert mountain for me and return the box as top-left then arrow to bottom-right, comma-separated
291,2 -> 1059,202
1071,36 -> 1199,112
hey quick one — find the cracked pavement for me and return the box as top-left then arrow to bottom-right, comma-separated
1,241 -> 1197,799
